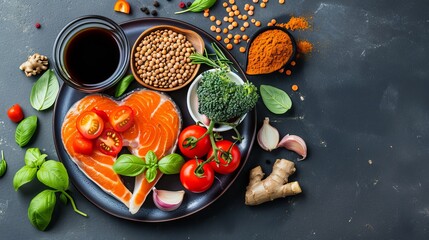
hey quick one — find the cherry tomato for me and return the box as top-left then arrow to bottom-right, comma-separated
91,108 -> 109,122
109,106 -> 134,132
113,0 -> 131,14
95,128 -> 123,156
76,111 -> 104,139
178,125 -> 210,158
208,140 -> 241,174
180,159 -> 214,193
73,137 -> 94,155
7,104 -> 24,123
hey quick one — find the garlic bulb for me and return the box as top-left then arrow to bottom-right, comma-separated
277,134 -> 307,160
152,188 -> 185,211
257,117 -> 279,151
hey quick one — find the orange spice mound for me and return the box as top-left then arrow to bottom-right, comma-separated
297,40 -> 313,54
276,16 -> 310,31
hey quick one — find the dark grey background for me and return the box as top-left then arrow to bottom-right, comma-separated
1,0 -> 428,239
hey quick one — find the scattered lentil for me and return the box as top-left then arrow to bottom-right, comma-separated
215,27 -> 222,33
224,38 -> 230,44
232,21 -> 238,27
216,20 -> 222,25
233,39 -> 240,44
260,2 -> 266,8
228,17 -> 234,23
279,0 -> 285,3
216,35 -> 222,41
240,26 -> 246,32
239,47 -> 246,53
290,60 -> 296,66
291,84 -> 299,91
248,10 -> 254,16
251,18 -> 256,23
285,69 -> 292,75
234,10 -> 240,16
223,16 -> 229,21
210,25 -> 216,31
210,16 -> 216,21
227,33 -> 233,39
228,24 -> 234,30
255,21 -> 261,27
231,5 -> 238,11
249,5 -> 255,10
222,2 -> 228,7
226,43 -> 233,50
243,22 -> 250,28
223,28 -> 229,34
228,11 -> 235,17
242,34 -> 249,41
242,15 -> 248,20
252,0 -> 259,3
203,12 -> 210,17
244,4 -> 250,11
226,7 -> 232,12
229,0 -> 235,4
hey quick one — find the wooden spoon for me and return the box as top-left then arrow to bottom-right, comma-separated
130,25 -> 205,91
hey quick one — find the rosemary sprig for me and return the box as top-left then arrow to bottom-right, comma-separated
190,43 -> 233,70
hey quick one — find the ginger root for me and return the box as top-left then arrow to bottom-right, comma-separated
19,53 -> 49,77
245,159 -> 302,205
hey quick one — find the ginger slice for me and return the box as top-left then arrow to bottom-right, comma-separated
19,53 -> 49,77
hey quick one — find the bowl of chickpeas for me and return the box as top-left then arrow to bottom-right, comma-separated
130,25 -> 205,91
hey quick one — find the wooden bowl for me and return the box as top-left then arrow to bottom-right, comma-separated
130,25 -> 205,91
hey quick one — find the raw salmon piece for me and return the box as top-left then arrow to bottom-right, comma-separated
62,95 -> 132,207
61,89 -> 181,214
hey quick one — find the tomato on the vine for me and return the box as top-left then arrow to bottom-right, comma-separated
76,111 -> 104,139
109,105 -> 134,132
178,125 -> 210,158
73,136 -> 94,155
180,159 -> 214,193
7,104 -> 24,123
208,140 -> 241,174
95,128 -> 123,156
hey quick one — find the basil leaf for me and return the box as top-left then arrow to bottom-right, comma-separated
59,192 -> 68,205
114,74 -> 134,98
260,85 -> 292,114
158,153 -> 185,174
28,189 -> 56,231
145,167 -> 158,183
0,151 -> 6,177
15,116 -> 38,147
25,148 -> 47,168
145,150 -> 158,166
175,0 -> 216,14
13,166 -> 37,190
37,160 -> 69,191
113,154 -> 146,177
30,69 -> 59,111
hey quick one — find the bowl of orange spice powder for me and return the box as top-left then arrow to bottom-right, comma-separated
245,26 -> 296,75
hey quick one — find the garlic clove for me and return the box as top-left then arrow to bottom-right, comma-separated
152,187 -> 185,211
277,134 -> 307,160
257,117 -> 279,151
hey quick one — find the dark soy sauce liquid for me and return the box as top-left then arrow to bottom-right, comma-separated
65,28 -> 120,85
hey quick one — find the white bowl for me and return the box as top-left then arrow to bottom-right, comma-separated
186,69 -> 247,132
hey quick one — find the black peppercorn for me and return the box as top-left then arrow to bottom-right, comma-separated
151,9 -> 158,16
187,1 -> 192,7
140,6 -> 148,12
153,1 -> 160,7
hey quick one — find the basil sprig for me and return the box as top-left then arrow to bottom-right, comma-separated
30,69 -> 59,111
114,74 -> 135,98
113,151 -> 184,183
0,151 -> 7,177
175,0 -> 217,14
15,115 -> 37,147
260,85 -> 292,114
13,148 -> 87,231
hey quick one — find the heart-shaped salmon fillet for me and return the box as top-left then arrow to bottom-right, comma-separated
61,89 -> 181,214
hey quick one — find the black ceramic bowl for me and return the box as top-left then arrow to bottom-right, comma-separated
245,26 -> 296,75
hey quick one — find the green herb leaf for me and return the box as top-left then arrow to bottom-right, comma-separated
24,148 -> 47,168
175,0 -> 216,14
59,192 -> 68,205
28,189 -> 56,231
260,85 -> 292,114
13,165 -> 37,190
145,167 -> 158,183
114,74 -> 134,98
30,69 -> 59,111
0,151 -> 7,177
145,150 -> 158,166
37,160 -> 69,191
158,153 -> 185,174
15,115 -> 38,147
113,154 -> 146,177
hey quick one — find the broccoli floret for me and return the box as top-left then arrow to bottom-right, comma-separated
197,69 -> 259,123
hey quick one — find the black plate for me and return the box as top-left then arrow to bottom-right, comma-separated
52,17 -> 257,222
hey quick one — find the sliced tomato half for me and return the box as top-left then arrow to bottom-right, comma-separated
91,108 -> 109,122
95,128 -> 123,156
109,105 -> 134,132
76,111 -> 104,139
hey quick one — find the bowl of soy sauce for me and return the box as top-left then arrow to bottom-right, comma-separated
53,15 -> 129,93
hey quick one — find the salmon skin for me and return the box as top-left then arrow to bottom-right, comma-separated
61,89 -> 181,214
